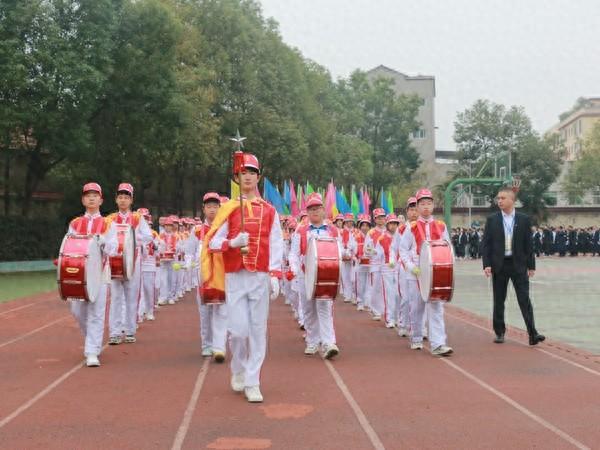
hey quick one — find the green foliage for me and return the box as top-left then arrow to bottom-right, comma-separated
0,216 -> 66,261
565,122 -> 600,196
453,99 -> 561,221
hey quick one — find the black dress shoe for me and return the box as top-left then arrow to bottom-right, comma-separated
529,334 -> 546,345
494,334 -> 505,344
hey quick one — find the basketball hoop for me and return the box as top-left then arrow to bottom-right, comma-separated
511,175 -> 522,193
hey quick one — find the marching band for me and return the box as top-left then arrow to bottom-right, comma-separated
57,148 -> 460,403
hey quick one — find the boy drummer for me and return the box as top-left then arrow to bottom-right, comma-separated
399,189 -> 453,356
66,182 -> 117,367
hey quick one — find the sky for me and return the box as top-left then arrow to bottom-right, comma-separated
258,0 -> 600,150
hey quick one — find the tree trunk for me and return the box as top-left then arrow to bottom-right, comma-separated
3,150 -> 10,216
21,148 -> 45,217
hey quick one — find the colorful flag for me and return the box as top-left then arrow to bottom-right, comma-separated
363,188 -> 371,215
387,191 -> 394,214
336,186 -> 351,214
381,188 -> 389,214
351,185 -> 360,217
230,179 -> 239,200
263,178 -> 285,214
289,180 -> 299,216
358,188 -> 365,214
283,180 -> 291,210
306,181 -> 314,195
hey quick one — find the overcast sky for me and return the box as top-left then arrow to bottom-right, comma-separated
258,0 -> 600,150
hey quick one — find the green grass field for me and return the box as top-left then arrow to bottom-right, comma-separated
0,271 -> 56,303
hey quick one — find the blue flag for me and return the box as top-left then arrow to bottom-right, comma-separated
263,178 -> 285,214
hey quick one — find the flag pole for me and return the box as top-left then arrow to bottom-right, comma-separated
230,130 -> 249,255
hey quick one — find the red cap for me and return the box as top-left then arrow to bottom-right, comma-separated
406,197 -> 417,207
334,213 -> 344,222
234,153 -> 260,174
305,193 -> 324,208
203,192 -> 220,203
358,214 -> 371,225
163,217 -> 174,226
373,208 -> 386,218
219,196 -> 229,204
415,188 -> 433,202
137,207 -> 150,216
117,182 -> 134,196
82,182 -> 102,197
343,213 -> 355,222
386,213 -> 400,224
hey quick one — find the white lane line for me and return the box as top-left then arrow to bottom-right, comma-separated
446,311 -> 600,378
0,341 -> 108,430
171,359 -> 211,450
0,302 -> 38,317
324,360 -> 385,450
441,358 -> 590,450
0,316 -> 69,350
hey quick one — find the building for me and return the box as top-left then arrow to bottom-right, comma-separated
365,65 -> 451,186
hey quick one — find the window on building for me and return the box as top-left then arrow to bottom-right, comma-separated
591,188 -> 600,205
472,195 -> 488,207
412,129 -> 426,139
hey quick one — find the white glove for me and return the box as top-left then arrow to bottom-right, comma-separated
229,232 -> 249,248
270,276 -> 280,300
388,261 -> 396,269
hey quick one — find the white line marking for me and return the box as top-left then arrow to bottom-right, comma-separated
446,311 -> 600,378
0,316 -> 69,350
0,302 -> 38,317
324,360 -> 385,450
171,359 -> 211,450
0,342 -> 109,430
441,358 -> 590,450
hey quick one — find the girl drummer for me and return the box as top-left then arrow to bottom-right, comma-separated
399,189 -> 453,357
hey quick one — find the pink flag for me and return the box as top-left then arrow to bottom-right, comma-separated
289,179 -> 299,216
299,185 -> 306,211
325,182 -> 336,220
363,188 -> 371,215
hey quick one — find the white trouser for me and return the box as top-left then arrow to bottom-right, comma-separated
197,292 -> 228,352
340,261 -> 354,300
139,270 -> 156,317
70,283 -> 108,357
406,280 -> 447,348
397,271 -> 410,329
291,277 -> 305,325
355,265 -> 370,307
225,270 -> 270,388
369,270 -> 384,316
382,270 -> 398,324
298,273 -> 336,346
175,259 -> 185,296
109,259 -> 141,336
159,262 -> 175,301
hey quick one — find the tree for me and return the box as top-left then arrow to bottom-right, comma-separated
453,99 -> 561,221
565,121 -> 600,195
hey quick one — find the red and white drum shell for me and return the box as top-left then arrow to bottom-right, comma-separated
200,284 -> 225,306
110,224 -> 136,280
57,234 -> 103,302
304,236 -> 341,301
418,240 -> 454,302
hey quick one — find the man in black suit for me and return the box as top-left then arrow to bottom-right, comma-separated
481,187 -> 545,346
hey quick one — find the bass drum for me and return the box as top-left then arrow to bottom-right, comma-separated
304,236 -> 341,301
57,234 -> 103,302
110,224 -> 136,280
419,240 -> 454,302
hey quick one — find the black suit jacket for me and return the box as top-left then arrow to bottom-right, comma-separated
481,211 -> 535,273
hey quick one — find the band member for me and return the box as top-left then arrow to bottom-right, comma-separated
66,182 -> 117,367
364,208 -> 387,321
393,197 -> 418,338
203,153 -> 283,403
137,208 -> 159,322
354,214 -> 371,312
376,213 -> 400,328
107,183 -> 153,345
289,193 -> 341,359
340,213 -> 357,303
197,192 -> 228,363
400,189 -> 453,356
158,217 -> 178,305
283,218 -> 303,326
333,213 -> 344,230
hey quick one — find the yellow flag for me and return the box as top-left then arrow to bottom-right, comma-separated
230,179 -> 240,200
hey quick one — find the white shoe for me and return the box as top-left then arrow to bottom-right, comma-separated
201,347 -> 213,357
323,344 -> 339,360
385,321 -> 396,329
146,314 -> 155,321
351,299 -> 358,305
137,316 -> 144,324
357,305 -> 365,311
86,354 -> 100,367
244,386 -> 263,403
168,299 -> 175,305
372,314 -> 381,321
158,299 -> 167,306
231,372 -> 245,392
304,344 -> 319,355
432,345 -> 453,356
398,327 -> 409,337
343,298 -> 351,303
422,329 -> 428,340
124,335 -> 136,343
410,342 -> 424,350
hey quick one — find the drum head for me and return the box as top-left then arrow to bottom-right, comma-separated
304,237 -> 318,300
122,226 -> 136,279
419,241 -> 433,302
85,238 -> 103,303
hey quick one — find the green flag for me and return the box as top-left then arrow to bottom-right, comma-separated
306,181 -> 314,194
351,185 -> 359,217
387,190 -> 394,213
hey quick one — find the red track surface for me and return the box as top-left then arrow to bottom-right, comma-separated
0,291 -> 598,449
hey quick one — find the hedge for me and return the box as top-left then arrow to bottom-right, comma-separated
0,217 -> 67,262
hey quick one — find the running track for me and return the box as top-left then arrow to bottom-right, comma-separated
0,291 -> 599,449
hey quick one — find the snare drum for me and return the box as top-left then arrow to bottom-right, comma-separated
304,236 -> 341,301
418,240 -> 454,302
110,224 -> 136,280
57,234 -> 103,302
